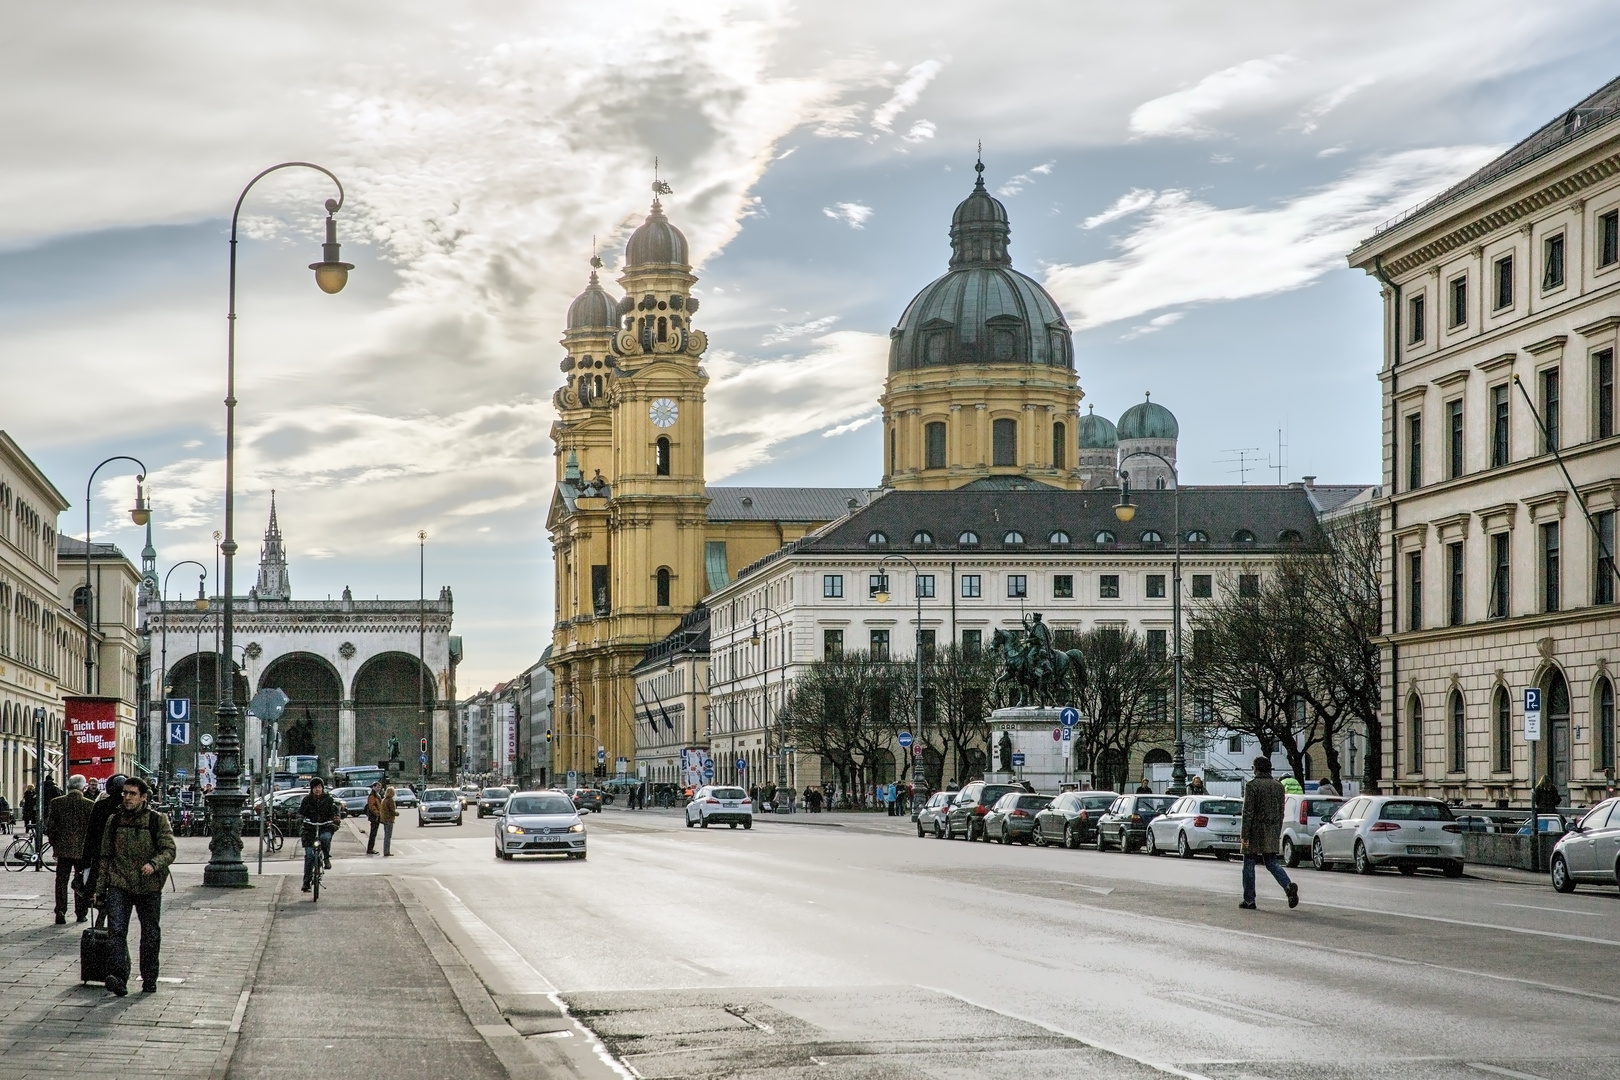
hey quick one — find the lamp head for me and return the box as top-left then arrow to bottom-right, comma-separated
309,202 -> 354,294
195,575 -> 209,612
130,479 -> 151,527
750,618 -> 760,646
874,589 -> 890,604
1114,470 -> 1135,523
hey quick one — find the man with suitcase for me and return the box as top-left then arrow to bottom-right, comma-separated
92,777 -> 176,996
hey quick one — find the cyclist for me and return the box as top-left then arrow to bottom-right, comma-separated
297,777 -> 341,893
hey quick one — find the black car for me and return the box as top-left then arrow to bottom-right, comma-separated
1096,793 -> 1176,852
944,781 -> 1023,841
1032,790 -> 1119,848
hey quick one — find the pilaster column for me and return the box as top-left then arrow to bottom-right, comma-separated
908,409 -> 923,475
975,403 -> 988,466
949,404 -> 963,470
339,699 -> 356,766
1043,405 -> 1056,468
1021,403 -> 1037,467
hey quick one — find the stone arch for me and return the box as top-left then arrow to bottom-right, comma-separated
352,651 -> 437,770
163,652 -> 248,750
1539,663 -> 1572,799
258,652 -> 344,773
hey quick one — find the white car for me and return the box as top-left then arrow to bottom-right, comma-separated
1311,795 -> 1464,876
1145,795 -> 1243,859
495,790 -> 586,861
1280,794 -> 1345,867
684,785 -> 754,829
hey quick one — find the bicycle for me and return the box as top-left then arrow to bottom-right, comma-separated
300,819 -> 334,901
2,830 -> 54,871
263,821 -> 284,854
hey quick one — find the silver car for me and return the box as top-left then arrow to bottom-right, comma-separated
418,787 -> 464,827
1280,794 -> 1345,867
1550,797 -> 1620,892
917,791 -> 953,838
496,791 -> 587,860
1311,795 -> 1464,876
1145,796 -> 1243,859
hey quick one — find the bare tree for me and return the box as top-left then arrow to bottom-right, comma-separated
777,650 -> 904,806
1071,627 -> 1170,791
921,644 -> 999,786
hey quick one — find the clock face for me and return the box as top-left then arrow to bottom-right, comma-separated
649,398 -> 679,428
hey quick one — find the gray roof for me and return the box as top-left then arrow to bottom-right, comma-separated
57,536 -> 125,559
1303,484 -> 1376,516
633,605 -> 711,671
705,486 -> 874,522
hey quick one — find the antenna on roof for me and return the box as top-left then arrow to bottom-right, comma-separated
1217,447 -> 1264,485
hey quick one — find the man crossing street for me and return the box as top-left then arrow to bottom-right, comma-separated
1240,757 -> 1298,911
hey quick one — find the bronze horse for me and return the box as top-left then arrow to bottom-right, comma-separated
990,620 -> 1088,708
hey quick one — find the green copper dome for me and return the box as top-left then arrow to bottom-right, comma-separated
1117,394 -> 1179,441
1077,405 -> 1118,449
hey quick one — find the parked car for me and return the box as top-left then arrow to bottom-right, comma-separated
418,787 -> 464,827
1145,795 -> 1243,859
685,785 -> 753,829
495,790 -> 586,860
917,791 -> 954,838
944,782 -> 1022,841
331,787 -> 371,816
985,792 -> 1053,844
569,788 -> 606,813
1550,797 -> 1620,892
391,785 -> 419,809
1280,794 -> 1345,867
1095,793 -> 1176,852
1311,795 -> 1464,876
1032,790 -> 1121,849
476,787 -> 512,818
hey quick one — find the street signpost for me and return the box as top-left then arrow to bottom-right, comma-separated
1523,687 -> 1542,741
898,731 -> 913,750
735,757 -> 748,774
702,759 -> 715,781
1059,707 -> 1079,728
167,722 -> 190,746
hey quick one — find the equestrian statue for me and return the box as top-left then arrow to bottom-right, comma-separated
990,613 -> 1088,708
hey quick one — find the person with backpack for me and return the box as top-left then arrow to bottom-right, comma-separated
92,777 -> 176,996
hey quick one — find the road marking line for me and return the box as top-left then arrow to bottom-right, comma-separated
432,880 -> 555,992
1168,990 -> 1314,1027
1059,882 -> 1115,896
1300,898 -> 1620,946
228,990 -> 250,1033
1467,1063 -> 1553,1080
1495,902 -> 1606,918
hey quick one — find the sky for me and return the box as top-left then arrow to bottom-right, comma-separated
5,1 -> 1620,692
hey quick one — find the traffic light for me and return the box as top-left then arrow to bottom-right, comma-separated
420,737 -> 428,754
545,729 -> 552,743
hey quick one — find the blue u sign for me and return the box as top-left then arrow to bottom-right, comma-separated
166,698 -> 190,722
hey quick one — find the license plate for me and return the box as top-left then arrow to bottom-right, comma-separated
1220,835 -> 1239,842
1407,845 -> 1440,856
724,802 -> 738,808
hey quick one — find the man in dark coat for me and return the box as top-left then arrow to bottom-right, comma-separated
79,773 -> 125,901
1240,757 -> 1298,911
45,775 -> 95,924
297,778 -> 342,890
92,777 -> 177,996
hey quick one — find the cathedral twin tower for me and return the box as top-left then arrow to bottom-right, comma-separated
546,161 -> 1090,778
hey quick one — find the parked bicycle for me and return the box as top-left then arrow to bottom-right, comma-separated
2,829 -> 55,871
263,820 -> 284,854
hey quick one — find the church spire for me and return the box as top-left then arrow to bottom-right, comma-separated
255,490 -> 291,601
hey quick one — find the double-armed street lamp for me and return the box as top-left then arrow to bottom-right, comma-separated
873,553 -> 926,806
1113,453 -> 1187,797
748,606 -> 786,801
205,162 -> 354,888
80,458 -> 151,696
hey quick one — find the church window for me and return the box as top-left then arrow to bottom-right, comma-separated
924,422 -> 947,469
990,328 -> 1017,362
889,428 -> 896,474
958,531 -> 979,546
593,375 -> 604,399
655,437 -> 671,476
657,316 -> 668,342
1052,422 -> 1067,469
992,419 -> 1017,466
1049,531 -> 1071,545
591,565 -> 610,616
1048,329 -> 1068,366
656,567 -> 671,607
705,542 -> 730,592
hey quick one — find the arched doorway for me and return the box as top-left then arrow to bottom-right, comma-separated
258,654 -> 343,774
353,652 -> 436,770
1544,668 -> 1571,801
162,653 -> 248,786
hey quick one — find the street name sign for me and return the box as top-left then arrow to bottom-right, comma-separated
1524,687 -> 1542,741
897,731 -> 913,749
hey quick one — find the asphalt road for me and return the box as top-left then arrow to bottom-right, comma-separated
327,807 -> 1620,1080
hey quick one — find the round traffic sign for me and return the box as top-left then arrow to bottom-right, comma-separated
1059,707 -> 1080,728
898,731 -> 913,749
1052,727 -> 1062,742
736,758 -> 748,771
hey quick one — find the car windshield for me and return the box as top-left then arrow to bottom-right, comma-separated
981,786 -> 1018,804
1200,800 -> 1243,816
1304,799 -> 1341,818
507,796 -> 575,816
1018,795 -> 1052,810
712,788 -> 747,799
1138,797 -> 1174,813
482,788 -> 510,798
424,789 -> 457,802
1380,801 -> 1452,821
1081,796 -> 1115,810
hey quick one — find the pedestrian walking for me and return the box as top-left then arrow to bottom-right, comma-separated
1315,779 -> 1340,796
1187,774 -> 1207,795
1136,778 -> 1153,793
21,784 -> 37,830
1239,757 -> 1298,911
787,788 -> 797,814
80,773 -> 125,901
364,782 -> 383,855
45,775 -> 95,924
92,777 -> 176,996
380,779 -> 398,856
0,793 -> 11,834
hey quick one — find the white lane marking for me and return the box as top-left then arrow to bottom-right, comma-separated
1495,902 -> 1607,918
1467,1063 -> 1553,1080
923,985 -> 1217,1080
432,880 -> 555,992
1168,990 -> 1315,1027
1060,882 -> 1115,896
1301,897 -> 1620,947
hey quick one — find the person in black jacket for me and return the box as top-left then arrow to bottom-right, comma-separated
297,778 -> 341,893
80,773 -> 126,901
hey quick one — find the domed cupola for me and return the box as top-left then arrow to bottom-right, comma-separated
1117,392 -> 1179,490
949,161 -> 1011,268
1077,404 -> 1118,449
1117,393 -> 1180,441
566,257 -> 622,332
625,197 -> 690,269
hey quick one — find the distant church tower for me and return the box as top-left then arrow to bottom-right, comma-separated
255,490 -> 291,601
547,186 -> 711,780
880,157 -> 1083,489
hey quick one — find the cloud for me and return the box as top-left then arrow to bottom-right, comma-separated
1296,77 -> 1375,134
997,161 -> 1055,196
761,314 -> 840,346
823,202 -> 874,229
705,330 -> 889,477
1129,55 -> 1293,138
1046,147 -> 1499,330
902,119 -> 936,143
1082,187 -> 1166,229
1120,312 -> 1184,340
822,412 -> 881,438
870,59 -> 944,132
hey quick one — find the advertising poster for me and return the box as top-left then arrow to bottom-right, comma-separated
65,696 -> 119,782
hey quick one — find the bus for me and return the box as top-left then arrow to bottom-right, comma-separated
332,765 -> 387,789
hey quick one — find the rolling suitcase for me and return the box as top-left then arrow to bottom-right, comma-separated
79,911 -> 112,985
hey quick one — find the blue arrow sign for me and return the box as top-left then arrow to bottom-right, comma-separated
735,758 -> 747,772
167,722 -> 190,746
166,698 -> 190,722
898,731 -> 913,749
1059,707 -> 1079,728
596,747 -> 607,764
702,760 -> 715,779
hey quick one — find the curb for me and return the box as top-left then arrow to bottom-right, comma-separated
206,876 -> 283,1080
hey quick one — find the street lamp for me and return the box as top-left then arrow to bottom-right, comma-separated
206,162 -> 352,889
157,561 -> 209,796
1114,455 -> 1187,797
873,553 -> 926,807
749,605 -> 787,805
81,457 -> 150,696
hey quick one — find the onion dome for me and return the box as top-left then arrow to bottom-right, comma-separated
1077,404 -> 1118,449
888,158 -> 1072,373
1117,393 -> 1180,441
566,257 -> 621,331
625,197 -> 689,269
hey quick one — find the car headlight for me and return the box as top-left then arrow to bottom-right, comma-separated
568,822 -> 584,833
505,824 -> 525,834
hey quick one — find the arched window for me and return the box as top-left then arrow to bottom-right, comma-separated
1049,530 -> 1071,545
1052,421 -> 1067,469
1094,530 -> 1116,544
657,316 -> 668,342
1141,530 -> 1163,543
1187,530 -> 1209,543
958,531 -> 979,547
1598,676 -> 1616,772
911,531 -> 934,547
656,567 -> 671,607
866,531 -> 889,546
1233,529 -> 1256,544
1493,686 -> 1512,772
924,422 -> 947,470
889,427 -> 896,475
655,436 -> 671,476
593,374 -> 604,399
1279,529 -> 1303,544
992,418 -> 1018,466
1449,690 -> 1466,773
1407,694 -> 1424,775
1003,531 -> 1025,545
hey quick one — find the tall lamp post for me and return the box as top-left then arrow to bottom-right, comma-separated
873,553 -> 926,806
157,562 -> 209,795
1113,455 -> 1187,797
81,458 -> 151,695
205,162 -> 354,888
748,606 -> 786,804
418,529 -> 427,787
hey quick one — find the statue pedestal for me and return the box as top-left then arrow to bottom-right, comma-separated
987,707 -> 1077,792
